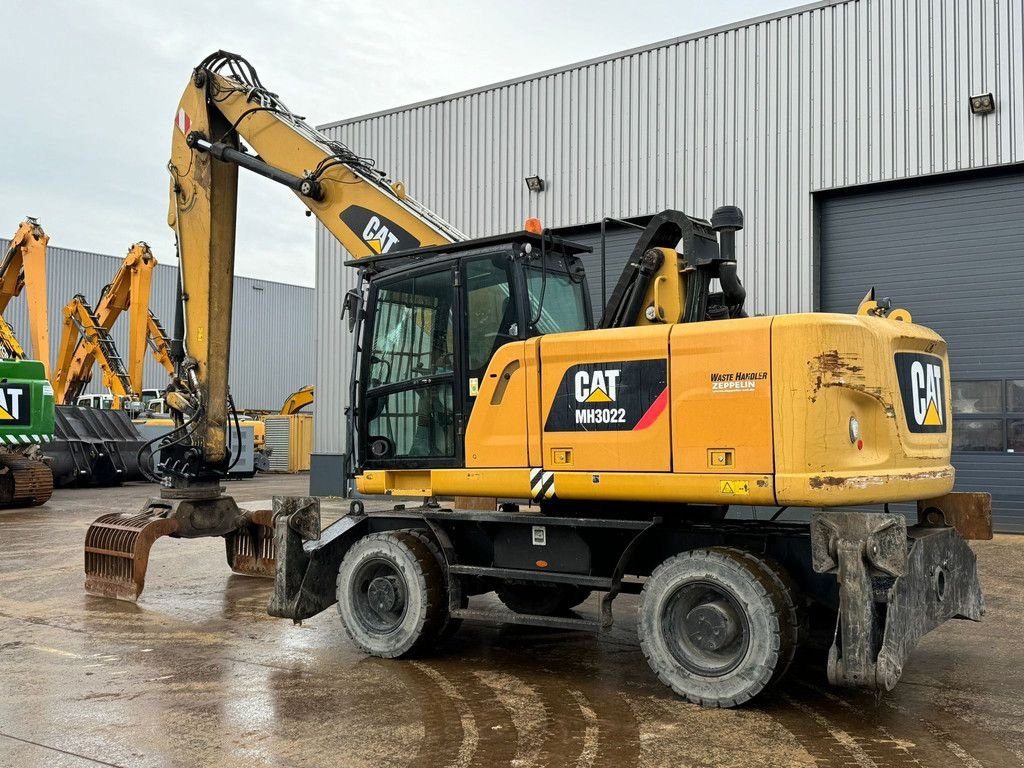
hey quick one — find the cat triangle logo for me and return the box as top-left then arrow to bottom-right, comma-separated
0,404 -> 12,420
923,400 -> 942,426
366,238 -> 383,254
584,388 -> 612,403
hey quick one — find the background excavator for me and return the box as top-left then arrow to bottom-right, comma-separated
279,384 -> 313,415
85,51 -> 989,707
53,242 -> 175,412
0,220 -> 55,506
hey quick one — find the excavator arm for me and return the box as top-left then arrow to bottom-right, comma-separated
57,243 -> 157,404
0,219 -> 50,377
86,50 -> 464,600
146,311 -> 174,376
53,295 -> 138,407
279,385 -> 313,415
166,51 -> 463,472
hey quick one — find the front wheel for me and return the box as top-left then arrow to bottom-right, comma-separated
638,547 -> 798,707
336,531 -> 446,658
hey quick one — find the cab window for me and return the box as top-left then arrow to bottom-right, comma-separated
526,268 -> 587,335
465,255 -> 518,379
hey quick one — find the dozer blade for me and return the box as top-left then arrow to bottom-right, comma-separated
224,508 -> 276,577
84,510 -> 180,601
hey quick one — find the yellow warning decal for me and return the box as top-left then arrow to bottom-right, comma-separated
923,400 -> 942,426
584,388 -> 612,403
720,480 -> 750,495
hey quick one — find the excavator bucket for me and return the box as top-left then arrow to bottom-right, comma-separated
84,511 -> 180,601
224,508 -> 277,577
85,505 -> 275,601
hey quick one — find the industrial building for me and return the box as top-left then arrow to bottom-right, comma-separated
310,0 -> 1023,530
0,236 -> 314,411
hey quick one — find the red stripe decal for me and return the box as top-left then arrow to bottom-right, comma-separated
633,388 -> 668,431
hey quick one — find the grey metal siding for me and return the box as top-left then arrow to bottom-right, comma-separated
0,239 -> 314,411
313,229 -> 360,455
819,170 -> 1024,530
313,0 -> 1024,478
552,223 -> 647,320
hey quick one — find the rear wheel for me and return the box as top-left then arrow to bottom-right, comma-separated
496,583 -> 593,616
638,547 -> 798,707
336,531 -> 445,658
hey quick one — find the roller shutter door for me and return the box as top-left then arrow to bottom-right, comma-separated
820,171 -> 1024,531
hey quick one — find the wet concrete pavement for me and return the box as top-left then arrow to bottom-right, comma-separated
1,475 -> 1023,767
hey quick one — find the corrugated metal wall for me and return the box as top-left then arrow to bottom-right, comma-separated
0,238 -> 314,411
313,0 -> 1024,456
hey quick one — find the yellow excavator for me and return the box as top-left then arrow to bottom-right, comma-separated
0,220 -> 56,505
279,385 -> 313,415
52,242 -> 175,411
0,219 -> 51,377
85,51 -> 988,707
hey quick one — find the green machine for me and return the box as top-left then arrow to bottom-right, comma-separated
0,358 -> 54,506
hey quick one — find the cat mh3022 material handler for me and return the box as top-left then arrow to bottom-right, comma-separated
84,51 -> 989,707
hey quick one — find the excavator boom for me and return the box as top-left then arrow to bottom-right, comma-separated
279,385 -> 313,415
168,52 -> 463,466
0,219 -> 50,377
53,295 -> 138,407
86,50 -> 464,600
57,243 -> 157,402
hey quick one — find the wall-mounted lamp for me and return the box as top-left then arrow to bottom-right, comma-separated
969,92 -> 995,115
525,175 -> 545,192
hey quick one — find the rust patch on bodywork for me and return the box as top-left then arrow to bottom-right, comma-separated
809,468 -> 953,490
808,349 -> 894,415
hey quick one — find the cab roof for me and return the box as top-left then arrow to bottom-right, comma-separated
345,230 -> 592,272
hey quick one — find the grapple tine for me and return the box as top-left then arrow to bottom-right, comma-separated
224,509 -> 276,577
84,509 -> 179,601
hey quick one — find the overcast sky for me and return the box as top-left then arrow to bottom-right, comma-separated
1,0 -> 793,287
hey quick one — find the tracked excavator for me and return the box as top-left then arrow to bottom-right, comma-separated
0,220 -> 55,505
85,51 -> 988,707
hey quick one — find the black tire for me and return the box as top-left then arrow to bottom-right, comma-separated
638,546 -> 799,707
402,529 -> 465,641
336,531 -> 445,658
495,583 -> 593,616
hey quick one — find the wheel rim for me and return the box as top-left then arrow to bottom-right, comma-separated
351,557 -> 409,634
661,580 -> 750,676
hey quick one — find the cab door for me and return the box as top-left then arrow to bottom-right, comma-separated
359,261 -> 464,469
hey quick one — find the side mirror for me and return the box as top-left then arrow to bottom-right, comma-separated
342,289 -> 362,333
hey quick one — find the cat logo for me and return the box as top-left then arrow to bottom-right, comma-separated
546,359 -> 667,433
911,360 -> 944,426
361,216 -> 400,254
895,353 -> 945,434
575,369 -> 620,403
339,205 -> 421,256
0,385 -> 28,425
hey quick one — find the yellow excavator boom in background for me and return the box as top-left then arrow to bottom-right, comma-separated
279,385 -> 313,415
52,243 -> 175,408
0,219 -> 50,377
